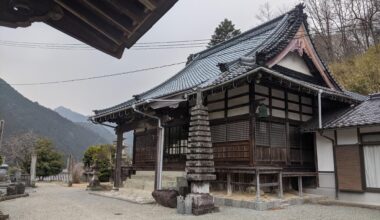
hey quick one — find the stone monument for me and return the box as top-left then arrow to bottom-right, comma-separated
86,164 -> 102,191
184,90 -> 218,215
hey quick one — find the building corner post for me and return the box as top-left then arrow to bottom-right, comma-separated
113,125 -> 124,191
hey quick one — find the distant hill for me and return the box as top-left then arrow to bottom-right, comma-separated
54,106 -> 115,144
54,106 -> 88,123
54,106 -> 134,155
0,78 -> 110,159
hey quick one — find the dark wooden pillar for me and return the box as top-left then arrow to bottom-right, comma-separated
298,176 -> 303,197
113,126 -> 124,190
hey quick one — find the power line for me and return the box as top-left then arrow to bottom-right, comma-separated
0,40 -> 208,50
3,25 -> 376,86
1,30 -> 323,86
5,45 -> 259,86
7,61 -> 186,86
0,25 -> 373,51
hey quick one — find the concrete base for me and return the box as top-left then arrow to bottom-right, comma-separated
305,187 -> 380,205
187,193 -> 219,215
213,194 -> 327,211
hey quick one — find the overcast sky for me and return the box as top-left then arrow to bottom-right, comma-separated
0,0 -> 300,116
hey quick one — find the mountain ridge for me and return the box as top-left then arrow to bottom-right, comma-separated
0,78 -> 110,159
54,106 -> 116,144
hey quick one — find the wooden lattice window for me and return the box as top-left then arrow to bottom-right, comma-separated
227,120 -> 250,142
270,123 -> 286,148
164,125 -> 188,159
289,126 -> 301,148
134,131 -> 157,163
255,120 -> 270,146
289,125 -> 301,162
210,124 -> 227,143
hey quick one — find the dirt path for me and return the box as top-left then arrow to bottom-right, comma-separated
1,182 -> 379,220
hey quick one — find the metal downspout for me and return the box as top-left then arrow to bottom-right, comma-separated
132,105 -> 164,190
317,91 -> 339,199
318,89 -> 323,129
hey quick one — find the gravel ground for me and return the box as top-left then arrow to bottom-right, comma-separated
1,182 -> 380,220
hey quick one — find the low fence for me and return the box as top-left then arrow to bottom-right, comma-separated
9,174 -> 31,186
41,172 -> 69,182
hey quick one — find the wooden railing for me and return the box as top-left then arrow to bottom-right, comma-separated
213,141 -> 250,162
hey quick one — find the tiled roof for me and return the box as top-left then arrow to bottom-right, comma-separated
94,6 -> 297,116
302,93 -> 377,131
324,93 -> 380,128
93,4 -> 358,119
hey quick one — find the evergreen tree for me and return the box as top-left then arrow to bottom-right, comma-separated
32,138 -> 64,179
83,144 -> 115,182
208,19 -> 241,48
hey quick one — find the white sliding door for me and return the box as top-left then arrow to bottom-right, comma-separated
363,145 -> 380,188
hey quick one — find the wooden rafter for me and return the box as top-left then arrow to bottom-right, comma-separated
81,0 -> 132,35
54,0 -> 122,45
108,0 -> 141,26
139,0 -> 157,11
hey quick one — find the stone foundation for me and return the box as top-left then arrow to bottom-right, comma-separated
189,193 -> 219,215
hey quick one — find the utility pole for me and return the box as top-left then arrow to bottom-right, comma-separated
0,120 -> 4,153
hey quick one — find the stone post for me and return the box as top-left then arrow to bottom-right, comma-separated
185,90 -> 217,215
30,153 -> 37,187
67,154 -> 73,187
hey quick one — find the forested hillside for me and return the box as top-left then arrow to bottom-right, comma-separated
0,78 -> 110,159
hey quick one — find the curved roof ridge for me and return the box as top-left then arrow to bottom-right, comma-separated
195,14 -> 287,59
135,14 -> 290,100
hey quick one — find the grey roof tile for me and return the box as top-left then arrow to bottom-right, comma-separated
324,94 -> 380,128
95,8 -> 290,116
93,4 -> 360,119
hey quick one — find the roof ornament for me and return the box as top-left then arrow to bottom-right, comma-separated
133,94 -> 141,101
293,39 -> 305,56
217,63 -> 229,73
255,52 -> 266,66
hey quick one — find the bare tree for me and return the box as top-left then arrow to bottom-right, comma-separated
306,0 -> 380,62
306,0 -> 336,61
255,2 -> 274,23
349,0 -> 380,47
0,131 -> 39,170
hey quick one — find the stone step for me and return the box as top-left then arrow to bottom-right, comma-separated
279,203 -> 290,209
123,171 -> 183,191
124,178 -> 177,191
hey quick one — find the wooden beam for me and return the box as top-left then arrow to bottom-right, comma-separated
139,0 -> 157,11
109,0 -> 141,25
54,0 -> 121,45
81,0 -> 132,35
